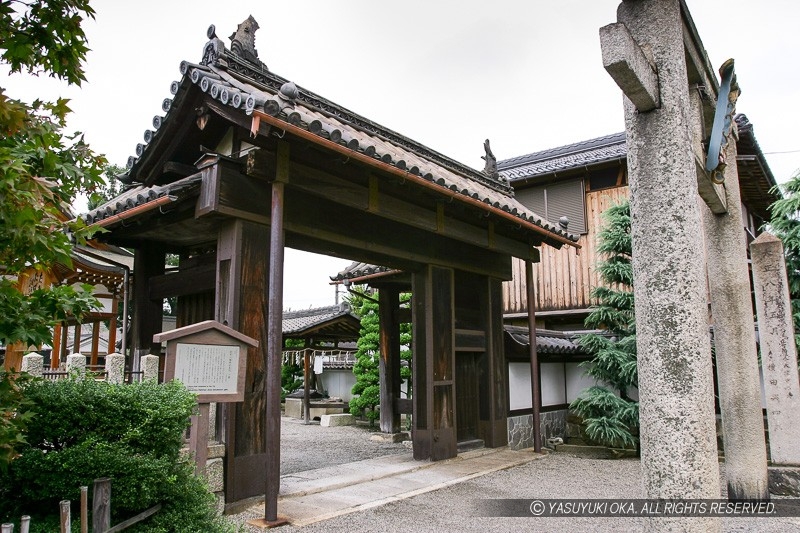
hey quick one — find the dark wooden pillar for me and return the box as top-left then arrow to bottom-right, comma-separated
526,259 -> 542,453
478,276 -> 509,448
131,244 -> 165,361
263,142 -> 288,524
217,218 -> 270,504
412,265 -> 456,461
379,287 -> 401,434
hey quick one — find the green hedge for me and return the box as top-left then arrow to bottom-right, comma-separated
0,377 -> 237,532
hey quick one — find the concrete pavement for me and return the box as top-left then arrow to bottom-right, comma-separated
244,446 -> 546,528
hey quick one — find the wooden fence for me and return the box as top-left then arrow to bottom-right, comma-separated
2,478 -> 160,533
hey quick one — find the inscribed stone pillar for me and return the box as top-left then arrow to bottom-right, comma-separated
21,353 -> 44,377
750,232 -> 800,466
615,0 -> 721,527
105,353 -> 126,384
141,354 -> 160,381
702,141 -> 769,499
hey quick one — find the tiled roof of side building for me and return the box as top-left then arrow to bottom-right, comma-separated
83,18 -> 578,246
282,303 -> 357,335
498,132 -> 626,182
330,262 -> 399,283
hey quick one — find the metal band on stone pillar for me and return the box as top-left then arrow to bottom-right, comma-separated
525,259 -> 541,453
263,141 -> 289,526
702,137 -> 769,500
602,1 -> 721,529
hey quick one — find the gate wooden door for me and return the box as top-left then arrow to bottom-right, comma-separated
456,353 -> 480,442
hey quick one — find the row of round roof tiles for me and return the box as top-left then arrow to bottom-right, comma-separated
119,60 -> 577,242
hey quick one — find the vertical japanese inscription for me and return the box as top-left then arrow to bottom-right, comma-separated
174,343 -> 239,394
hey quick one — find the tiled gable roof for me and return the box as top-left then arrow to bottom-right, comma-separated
283,304 -> 360,338
98,19 -> 577,246
498,132 -> 626,182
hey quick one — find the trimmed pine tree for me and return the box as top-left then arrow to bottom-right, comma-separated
348,290 -> 412,426
569,200 -> 639,449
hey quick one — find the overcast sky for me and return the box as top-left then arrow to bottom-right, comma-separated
4,1 -> 799,309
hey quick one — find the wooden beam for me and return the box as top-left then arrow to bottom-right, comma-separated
250,109 -> 579,249
245,150 -> 537,259
282,189 -> 513,280
148,263 -> 216,300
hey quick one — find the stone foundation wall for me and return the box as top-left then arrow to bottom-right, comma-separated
507,410 -> 568,450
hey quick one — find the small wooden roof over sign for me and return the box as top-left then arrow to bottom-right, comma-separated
153,319 -> 259,346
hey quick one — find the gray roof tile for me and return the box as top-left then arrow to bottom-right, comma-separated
109,21 -> 578,245
499,132 -> 626,182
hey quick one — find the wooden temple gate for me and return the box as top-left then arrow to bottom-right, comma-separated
85,19 -> 578,521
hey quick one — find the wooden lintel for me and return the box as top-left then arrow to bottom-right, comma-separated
149,262 -> 216,299
240,148 -> 533,259
695,154 -> 727,214
283,189 -> 513,280
600,22 -> 660,112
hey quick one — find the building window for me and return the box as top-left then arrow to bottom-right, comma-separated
515,178 -> 587,234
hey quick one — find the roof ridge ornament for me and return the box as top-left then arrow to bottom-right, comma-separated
229,15 -> 266,69
201,24 -> 227,67
482,139 -> 498,178
482,139 -> 507,186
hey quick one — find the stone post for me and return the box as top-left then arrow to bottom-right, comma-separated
66,353 -> 86,377
750,232 -> 800,466
702,141 -> 769,499
105,353 -> 126,384
141,354 -> 160,381
607,1 -> 721,529
21,353 -> 44,377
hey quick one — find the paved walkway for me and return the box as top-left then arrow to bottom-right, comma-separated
242,446 -> 545,528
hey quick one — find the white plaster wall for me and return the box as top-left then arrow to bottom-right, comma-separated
565,362 -> 600,402
320,369 -> 356,402
508,362 -> 567,409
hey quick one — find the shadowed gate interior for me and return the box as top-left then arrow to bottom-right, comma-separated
84,18 -> 577,517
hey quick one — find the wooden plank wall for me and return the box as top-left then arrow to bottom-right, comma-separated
503,186 -> 629,314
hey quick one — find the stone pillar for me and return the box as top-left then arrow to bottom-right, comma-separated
702,141 -> 769,499
21,353 -> 44,377
750,232 -> 800,466
141,354 -> 160,381
105,353 -> 126,384
614,1 -> 721,528
66,354 -> 86,377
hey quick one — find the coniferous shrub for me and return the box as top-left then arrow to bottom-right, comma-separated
570,200 -> 639,449
348,291 -> 412,426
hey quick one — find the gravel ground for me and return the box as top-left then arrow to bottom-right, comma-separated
279,417 -> 408,476
228,419 -> 800,533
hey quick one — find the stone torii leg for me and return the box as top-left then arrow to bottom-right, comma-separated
601,1 -> 720,530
